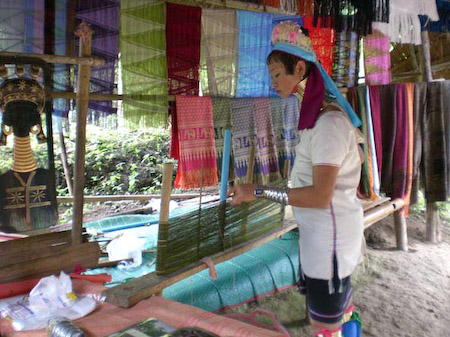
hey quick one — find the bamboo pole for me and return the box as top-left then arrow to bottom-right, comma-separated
0,51 -> 104,66
156,162 -> 175,277
59,130 -> 73,195
421,30 -> 441,244
57,193 -> 201,203
71,22 -> 93,245
363,198 -> 405,229
50,91 -> 175,101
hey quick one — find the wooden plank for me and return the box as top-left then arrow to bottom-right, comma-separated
103,221 -> 298,308
0,231 -> 73,257
0,51 -> 104,66
57,193 -> 201,203
0,242 -> 100,283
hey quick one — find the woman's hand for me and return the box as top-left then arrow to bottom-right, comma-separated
227,184 -> 257,206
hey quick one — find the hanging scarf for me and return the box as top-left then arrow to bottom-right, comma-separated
270,96 -> 300,177
302,16 -> 336,76
253,98 -> 280,184
365,87 -> 381,198
332,32 -> 359,88
200,9 -> 238,97
76,0 -> 119,118
363,29 -> 391,85
236,11 -> 273,97
173,96 -> 218,189
167,3 -> 201,96
422,81 -> 449,202
231,98 -> 256,183
212,98 -> 232,178
297,64 -> 325,130
120,0 -> 167,128
410,82 -> 427,205
402,83 -> 415,216
368,85 -> 383,176
378,84 -> 397,197
373,0 -> 440,44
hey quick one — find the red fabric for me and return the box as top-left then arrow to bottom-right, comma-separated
166,3 -> 202,95
302,17 -> 335,76
265,0 -> 280,8
169,101 -> 179,159
0,280 -> 286,337
298,64 -> 325,130
297,0 -> 313,16
173,96 -> 218,189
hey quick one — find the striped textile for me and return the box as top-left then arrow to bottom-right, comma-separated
363,29 -> 391,85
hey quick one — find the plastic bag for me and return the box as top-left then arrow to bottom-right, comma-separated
0,272 -> 96,331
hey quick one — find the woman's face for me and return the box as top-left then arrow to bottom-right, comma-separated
268,60 -> 303,98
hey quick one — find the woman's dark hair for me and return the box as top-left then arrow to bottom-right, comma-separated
267,50 -> 313,77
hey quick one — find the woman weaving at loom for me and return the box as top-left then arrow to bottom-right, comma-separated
228,21 -> 364,337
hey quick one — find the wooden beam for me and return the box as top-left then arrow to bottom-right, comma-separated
50,91 -> 175,102
0,51 -> 104,66
57,193 -> 202,203
103,221 -> 298,308
363,198 -> 405,229
0,242 -> 100,283
71,22 -> 94,245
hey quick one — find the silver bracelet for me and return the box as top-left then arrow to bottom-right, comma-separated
254,186 -> 290,206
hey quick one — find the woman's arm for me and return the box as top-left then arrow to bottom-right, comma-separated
228,165 -> 339,208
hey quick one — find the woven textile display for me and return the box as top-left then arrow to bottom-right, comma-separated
332,32 -> 359,88
212,98 -> 233,179
200,9 -> 238,97
236,11 -> 272,97
167,3 -> 201,96
120,0 -> 167,128
173,96 -> 218,189
75,0 -> 119,118
363,29 -> 391,85
156,198 -> 285,276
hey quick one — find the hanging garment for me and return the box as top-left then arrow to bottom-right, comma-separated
410,82 -> 427,205
269,96 -> 300,178
200,9 -> 238,97
120,0 -> 167,128
167,3 -> 202,96
332,31 -> 359,88
368,86 -> 384,176
422,81 -> 450,202
173,96 -> 218,189
212,98 -> 232,179
363,29 -> 391,85
236,11 -> 273,97
231,98 -> 256,183
365,87 -> 381,197
253,98 -> 280,184
373,0 -> 440,45
303,17 -> 336,76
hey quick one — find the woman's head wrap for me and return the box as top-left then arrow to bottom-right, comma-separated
271,21 -> 362,129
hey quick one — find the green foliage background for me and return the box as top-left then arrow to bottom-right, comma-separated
0,126 -> 172,196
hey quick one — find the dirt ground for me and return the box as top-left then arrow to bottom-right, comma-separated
224,210 -> 450,337
77,201 -> 450,336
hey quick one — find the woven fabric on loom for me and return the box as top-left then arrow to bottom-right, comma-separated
120,0 -> 167,128
332,32 -> 359,88
363,29 -> 391,86
303,17 -> 335,76
269,96 -> 299,178
236,11 -> 272,97
254,98 -> 281,184
173,96 -> 218,189
231,98 -> 256,183
167,3 -> 201,96
212,98 -> 232,179
156,199 -> 284,276
75,0 -> 119,118
199,9 -> 238,97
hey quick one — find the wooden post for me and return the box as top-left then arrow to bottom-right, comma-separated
71,22 -> 93,245
59,130 -> 73,195
394,210 -> 408,251
421,30 -> 441,243
156,162 -> 174,277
